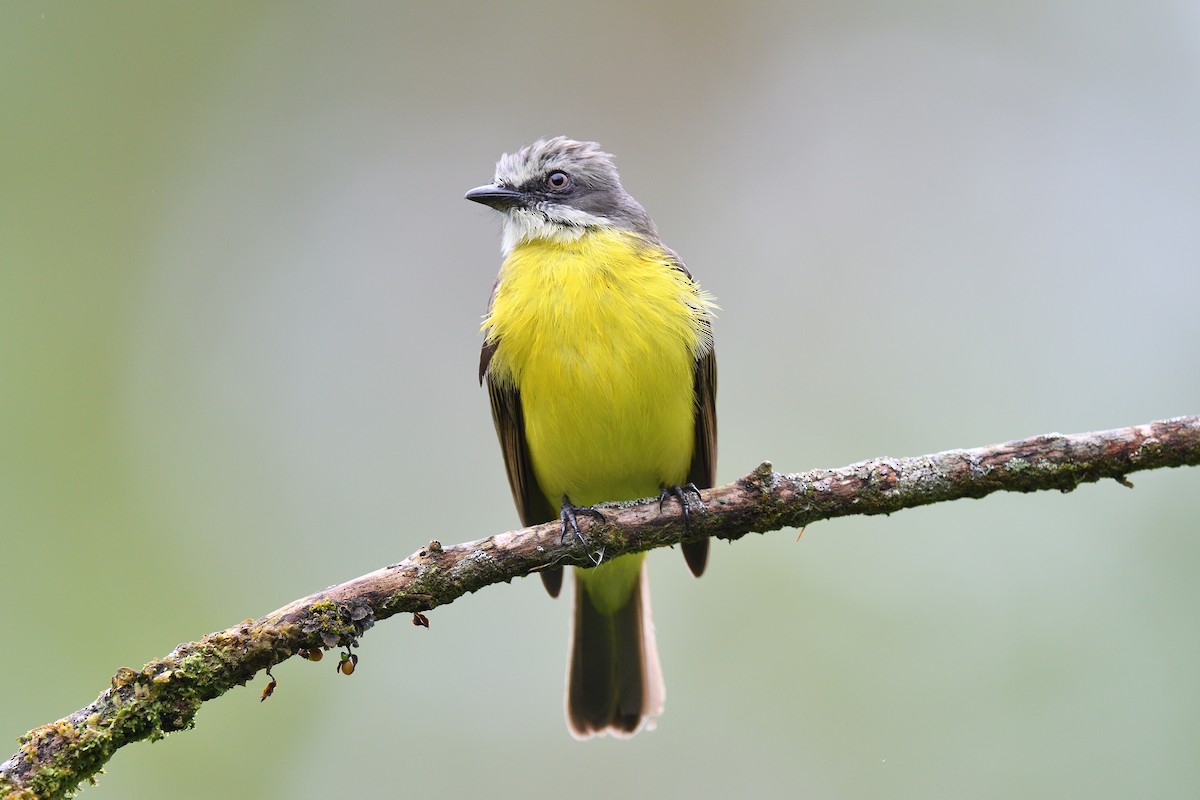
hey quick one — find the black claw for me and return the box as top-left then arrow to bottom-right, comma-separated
559,496 -> 606,566
659,483 -> 703,526
665,483 -> 709,576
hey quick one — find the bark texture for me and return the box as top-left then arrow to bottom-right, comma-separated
3,416 -> 1197,800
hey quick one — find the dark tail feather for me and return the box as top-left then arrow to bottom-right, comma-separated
566,562 -> 664,738
681,538 -> 709,577
539,566 -> 564,597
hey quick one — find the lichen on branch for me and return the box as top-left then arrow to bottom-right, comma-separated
3,416 -> 1197,800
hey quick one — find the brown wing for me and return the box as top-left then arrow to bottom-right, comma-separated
662,248 -> 718,578
681,343 -> 717,577
482,340 -> 563,597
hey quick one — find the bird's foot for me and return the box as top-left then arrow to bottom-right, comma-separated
658,483 -> 703,529
559,496 -> 606,566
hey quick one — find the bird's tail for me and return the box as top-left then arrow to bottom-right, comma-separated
566,556 -> 664,738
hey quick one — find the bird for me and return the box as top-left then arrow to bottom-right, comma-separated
466,137 -> 717,738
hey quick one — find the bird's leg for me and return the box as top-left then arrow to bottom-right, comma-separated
560,495 -> 606,566
658,482 -> 703,527
661,483 -> 709,577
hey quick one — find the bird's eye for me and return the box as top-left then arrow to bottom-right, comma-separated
546,171 -> 571,191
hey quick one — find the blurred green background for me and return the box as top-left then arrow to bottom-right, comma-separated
3,2 -> 1198,798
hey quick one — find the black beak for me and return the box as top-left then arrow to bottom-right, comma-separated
465,184 -> 524,211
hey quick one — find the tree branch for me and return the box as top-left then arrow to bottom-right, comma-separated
4,416 -> 1198,799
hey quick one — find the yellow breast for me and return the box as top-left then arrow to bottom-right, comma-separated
484,228 -> 712,508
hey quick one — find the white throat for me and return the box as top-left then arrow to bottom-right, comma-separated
500,205 -> 611,254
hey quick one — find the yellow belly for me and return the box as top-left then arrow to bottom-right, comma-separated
484,229 -> 709,510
